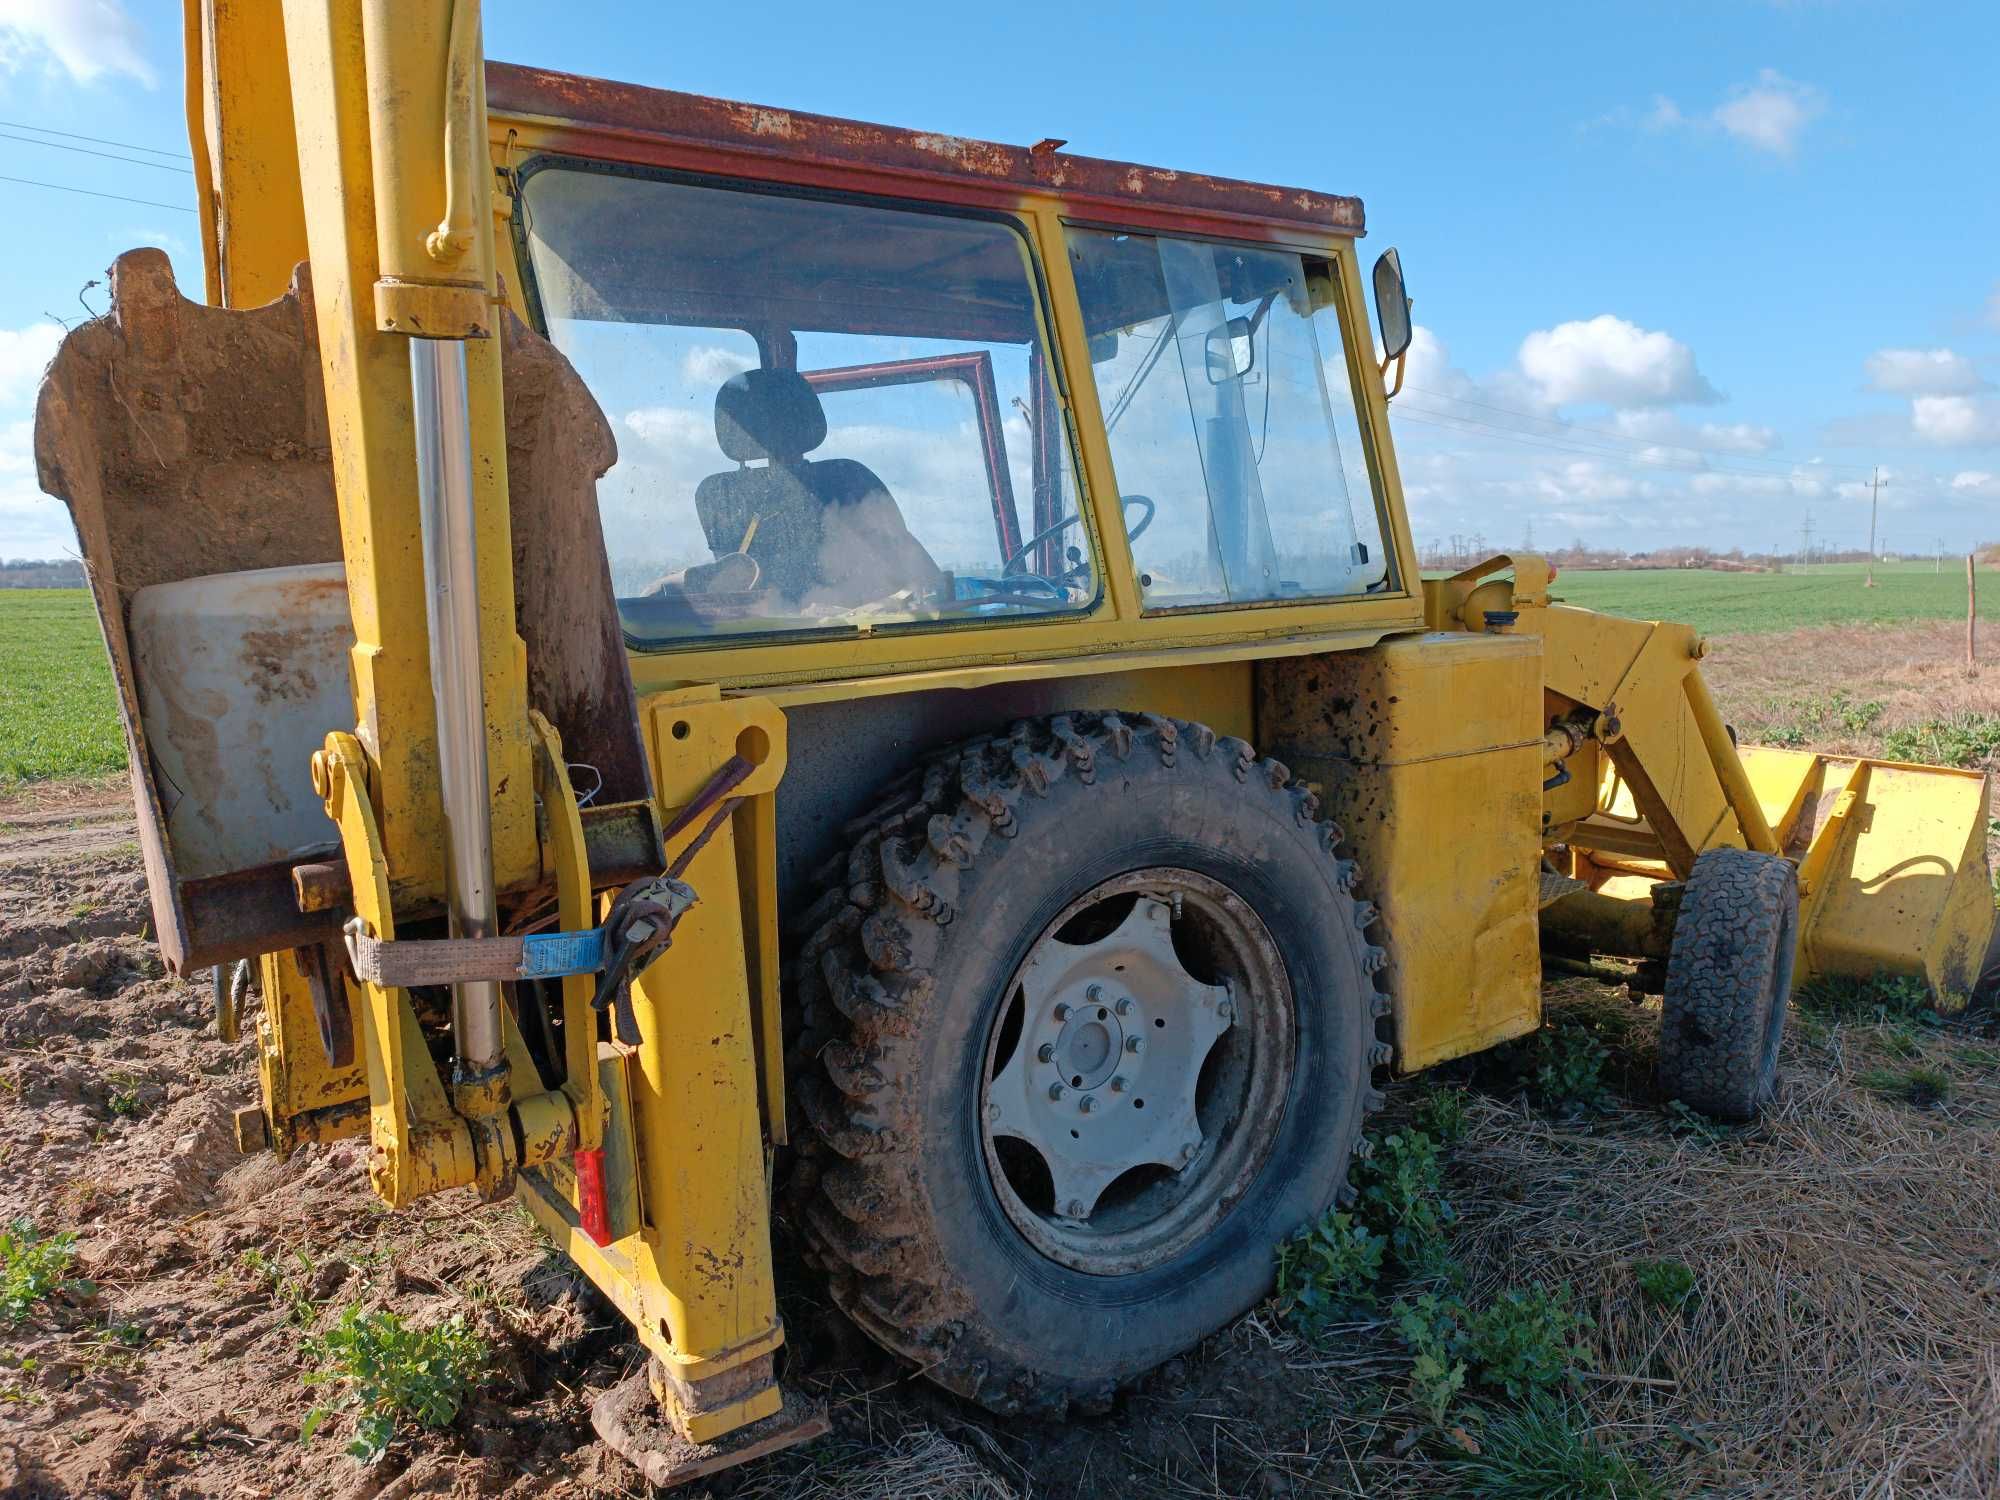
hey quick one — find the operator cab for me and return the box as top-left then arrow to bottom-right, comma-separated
501,70 -> 1401,658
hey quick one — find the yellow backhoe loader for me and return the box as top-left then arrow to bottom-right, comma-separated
33,1 -> 1995,1481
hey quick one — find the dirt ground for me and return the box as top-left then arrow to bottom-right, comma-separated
4,628 -> 1999,1498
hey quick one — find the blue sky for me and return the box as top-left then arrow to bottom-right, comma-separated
2,0 -> 1996,562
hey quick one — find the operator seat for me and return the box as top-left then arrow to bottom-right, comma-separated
693,368 -> 945,606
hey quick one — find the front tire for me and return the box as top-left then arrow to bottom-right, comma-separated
1657,847 -> 1799,1122
788,712 -> 1390,1415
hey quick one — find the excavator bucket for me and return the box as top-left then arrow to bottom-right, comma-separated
1741,747 -> 1995,1008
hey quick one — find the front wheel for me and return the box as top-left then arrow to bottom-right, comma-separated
789,712 -> 1390,1416
1657,847 -> 1799,1122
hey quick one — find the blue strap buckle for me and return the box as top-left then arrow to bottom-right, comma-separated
517,927 -> 609,980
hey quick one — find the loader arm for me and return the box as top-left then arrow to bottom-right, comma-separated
1431,555 -> 1996,1003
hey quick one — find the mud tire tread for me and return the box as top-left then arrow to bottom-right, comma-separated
1657,846 -> 1799,1123
786,712 -> 1391,1417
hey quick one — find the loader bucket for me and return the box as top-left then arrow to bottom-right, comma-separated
1741,746 -> 1996,1008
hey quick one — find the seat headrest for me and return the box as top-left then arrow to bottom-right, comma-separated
714,368 -> 827,462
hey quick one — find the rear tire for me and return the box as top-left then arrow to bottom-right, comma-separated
787,712 -> 1390,1416
1657,847 -> 1799,1122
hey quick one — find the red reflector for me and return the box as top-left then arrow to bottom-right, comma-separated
575,1147 -> 612,1247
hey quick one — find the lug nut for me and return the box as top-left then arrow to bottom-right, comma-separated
1115,996 -> 1133,1017
1109,1075 -> 1128,1092
1048,1082 -> 1067,1101
985,1102 -> 1000,1123
1126,1036 -> 1143,1054
1053,1002 -> 1072,1022
1037,1043 -> 1056,1063
1064,1199 -> 1087,1218
1179,1140 -> 1200,1165
1086,983 -> 1104,1002
1079,1094 -> 1097,1114
1218,999 -> 1235,1023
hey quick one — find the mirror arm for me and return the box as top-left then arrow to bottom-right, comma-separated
1375,291 -> 1414,401
1380,350 -> 1408,400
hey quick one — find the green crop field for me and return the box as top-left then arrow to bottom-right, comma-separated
1550,561 -> 1992,637
0,589 -> 126,787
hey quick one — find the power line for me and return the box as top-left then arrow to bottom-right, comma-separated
1403,386 -> 1870,479
0,173 -> 194,214
0,118 -> 189,161
1403,381 -> 1876,478
1393,399 -> 1850,486
0,128 -> 192,174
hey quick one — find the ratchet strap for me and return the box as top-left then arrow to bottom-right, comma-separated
339,754 -> 759,1046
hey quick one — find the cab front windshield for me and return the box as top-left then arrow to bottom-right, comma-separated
517,164 -> 1093,646
1066,228 -> 1389,608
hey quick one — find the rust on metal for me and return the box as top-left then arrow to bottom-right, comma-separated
591,1361 -> 828,1490
291,859 -> 350,914
487,63 -> 1365,243
181,859 -> 346,971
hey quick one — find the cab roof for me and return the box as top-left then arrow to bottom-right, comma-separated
487,63 -> 1365,244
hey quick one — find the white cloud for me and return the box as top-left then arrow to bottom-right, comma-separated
1711,70 -> 1825,157
0,324 -> 78,559
1517,315 -> 1720,408
1632,69 -> 1825,159
0,417 -> 78,560
1641,96 -> 1685,132
0,322 -> 62,406
0,0 -> 155,87
1911,395 -> 2000,447
1951,471 -> 2000,499
1864,347 -> 1987,396
681,344 -> 755,387
622,403 -> 709,454
1612,410 -> 1778,453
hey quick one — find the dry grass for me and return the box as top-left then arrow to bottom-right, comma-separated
722,1429 -> 1023,1500
1705,620 -> 2000,765
715,985 -> 2000,1500
1383,986 -> 2000,1497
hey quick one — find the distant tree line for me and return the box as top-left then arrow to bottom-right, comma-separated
1418,536 -> 1985,574
1,558 -> 86,587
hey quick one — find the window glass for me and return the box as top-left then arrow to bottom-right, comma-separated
519,166 -> 1093,645
1067,228 -> 1389,609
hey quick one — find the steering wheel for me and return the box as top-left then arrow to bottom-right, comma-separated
1000,495 -> 1156,578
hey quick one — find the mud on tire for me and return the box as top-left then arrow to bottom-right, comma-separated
1657,847 -> 1799,1122
784,712 -> 1391,1416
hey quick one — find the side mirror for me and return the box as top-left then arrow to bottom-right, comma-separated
1204,315 -> 1255,383
1372,248 -> 1412,362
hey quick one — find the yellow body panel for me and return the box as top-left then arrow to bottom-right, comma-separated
1260,634 -> 1546,1069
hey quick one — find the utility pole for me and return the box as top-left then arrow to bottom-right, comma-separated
1800,513 -> 1815,574
1865,467 -> 1886,586
1937,537 -> 1945,575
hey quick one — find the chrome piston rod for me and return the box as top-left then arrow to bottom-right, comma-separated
409,337 -> 505,1087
